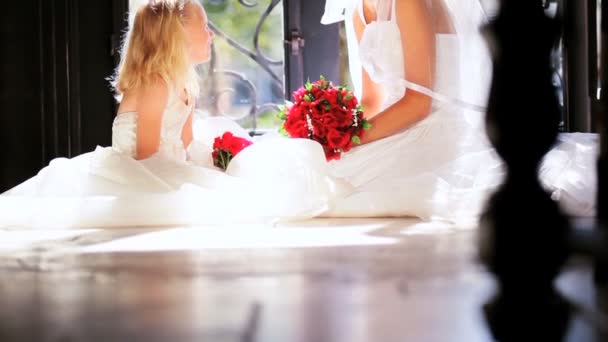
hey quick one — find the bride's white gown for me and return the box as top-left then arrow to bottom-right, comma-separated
323,0 -> 599,221
0,1 -> 598,228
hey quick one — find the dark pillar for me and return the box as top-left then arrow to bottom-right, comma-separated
479,0 -> 572,340
283,0 -> 340,97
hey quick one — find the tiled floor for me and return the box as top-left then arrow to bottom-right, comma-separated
0,218 -> 605,341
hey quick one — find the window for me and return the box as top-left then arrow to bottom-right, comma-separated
125,0 -> 342,134
197,0 -> 285,134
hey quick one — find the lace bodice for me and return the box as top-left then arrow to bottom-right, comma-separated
112,88 -> 193,161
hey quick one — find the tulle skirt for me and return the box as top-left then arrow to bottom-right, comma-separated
325,110 -> 598,222
0,113 -> 598,229
0,117 -> 350,228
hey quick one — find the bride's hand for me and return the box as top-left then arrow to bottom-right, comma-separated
360,90 -> 432,144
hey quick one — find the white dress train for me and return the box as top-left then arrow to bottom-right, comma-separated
0,89 -> 349,228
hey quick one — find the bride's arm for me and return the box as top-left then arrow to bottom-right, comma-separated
360,0 -> 435,144
135,77 -> 169,160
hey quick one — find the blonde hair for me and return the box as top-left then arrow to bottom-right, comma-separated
111,0 -> 200,101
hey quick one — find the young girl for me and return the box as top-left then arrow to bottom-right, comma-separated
112,0 -> 213,161
0,0 -> 345,228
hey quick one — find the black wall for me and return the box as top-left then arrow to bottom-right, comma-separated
0,0 -> 128,192
283,0 -> 340,96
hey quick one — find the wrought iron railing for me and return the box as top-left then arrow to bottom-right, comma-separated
198,0 -> 284,135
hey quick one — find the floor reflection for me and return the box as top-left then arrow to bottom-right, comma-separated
0,219 -> 604,341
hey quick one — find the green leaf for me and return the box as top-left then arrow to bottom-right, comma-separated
279,125 -> 290,137
344,94 -> 353,101
305,82 -> 313,92
277,105 -> 289,120
351,135 -> 361,145
304,94 -> 312,102
215,150 -> 233,171
362,120 -> 372,130
319,75 -> 326,82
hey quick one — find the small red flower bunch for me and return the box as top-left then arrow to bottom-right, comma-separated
212,132 -> 253,171
278,76 -> 371,161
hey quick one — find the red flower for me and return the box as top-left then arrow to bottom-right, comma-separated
278,76 -> 371,161
335,108 -> 354,127
283,110 -> 310,138
345,96 -> 358,110
312,119 -> 328,138
323,88 -> 338,106
326,129 -> 351,150
311,85 -> 323,99
324,147 -> 341,161
320,113 -> 341,129
212,132 -> 253,171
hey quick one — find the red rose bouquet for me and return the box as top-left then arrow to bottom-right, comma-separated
212,132 -> 253,171
278,76 -> 371,161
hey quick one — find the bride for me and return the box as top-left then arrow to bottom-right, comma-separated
0,0 -> 598,228
322,0 -> 598,221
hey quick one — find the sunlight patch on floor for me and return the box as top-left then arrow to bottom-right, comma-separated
0,218 -> 473,256
0,229 -> 101,252
79,222 -> 398,253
